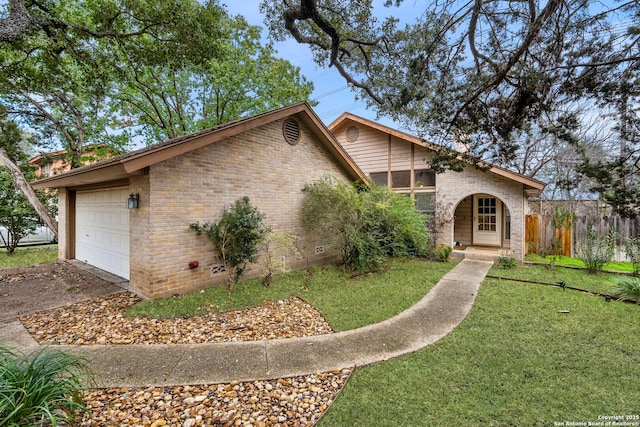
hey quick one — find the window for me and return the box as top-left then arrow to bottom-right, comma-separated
391,170 -> 411,188
504,207 -> 511,240
371,169 -> 435,189
414,169 -> 435,187
415,192 -> 435,215
370,172 -> 388,187
477,197 -> 497,231
43,163 -> 51,177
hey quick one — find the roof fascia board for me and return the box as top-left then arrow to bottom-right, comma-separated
295,110 -> 367,182
32,163 -> 129,189
330,113 -> 545,191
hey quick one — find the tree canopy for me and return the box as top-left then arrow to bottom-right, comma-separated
262,0 -> 640,215
1,0 -> 314,156
0,0 -> 315,231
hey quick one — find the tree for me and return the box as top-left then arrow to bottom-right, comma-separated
262,0 -> 640,212
0,168 -> 39,254
0,118 -> 56,252
0,114 -> 58,238
107,11 -> 314,142
1,0 -> 314,232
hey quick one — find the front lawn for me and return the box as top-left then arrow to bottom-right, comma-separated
489,262 -> 620,295
525,253 -> 635,273
320,265 -> 640,426
0,245 -> 58,268
128,258 -> 458,331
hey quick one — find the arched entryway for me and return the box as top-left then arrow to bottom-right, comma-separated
453,193 -> 511,250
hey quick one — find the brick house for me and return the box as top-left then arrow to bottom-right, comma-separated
33,103 -> 365,299
29,144 -> 117,178
329,113 -> 545,261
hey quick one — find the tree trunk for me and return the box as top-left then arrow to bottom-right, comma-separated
0,148 -> 58,238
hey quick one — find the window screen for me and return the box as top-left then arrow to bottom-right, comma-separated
370,172 -> 388,187
391,170 -> 411,188
414,169 -> 435,187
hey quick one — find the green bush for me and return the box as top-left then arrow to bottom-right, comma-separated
191,196 -> 268,291
302,176 -> 429,272
435,245 -> 452,262
0,345 -> 91,427
624,236 -> 640,276
577,225 -> 615,274
498,256 -> 517,269
609,277 -> 640,302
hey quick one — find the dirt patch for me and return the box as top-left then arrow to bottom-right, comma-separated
0,261 -> 123,322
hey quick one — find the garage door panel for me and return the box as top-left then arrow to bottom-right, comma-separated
76,188 -> 130,279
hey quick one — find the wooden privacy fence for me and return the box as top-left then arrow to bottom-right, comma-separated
527,214 -> 640,261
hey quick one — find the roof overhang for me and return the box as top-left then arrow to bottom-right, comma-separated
329,112 -> 546,192
33,103 -> 366,190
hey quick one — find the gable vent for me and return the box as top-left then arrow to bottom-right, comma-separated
346,126 -> 359,142
283,118 -> 301,145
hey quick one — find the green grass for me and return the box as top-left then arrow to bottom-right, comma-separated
525,253 -> 635,272
0,245 -> 57,268
489,262 -> 620,295
320,267 -> 640,426
128,258 -> 458,331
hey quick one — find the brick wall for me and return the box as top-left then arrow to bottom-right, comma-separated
57,188 -> 68,260
437,167 -> 526,259
130,118 -> 353,299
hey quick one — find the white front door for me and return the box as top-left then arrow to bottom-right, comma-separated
473,194 -> 502,246
76,187 -> 130,279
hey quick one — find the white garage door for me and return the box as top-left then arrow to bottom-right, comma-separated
76,188 -> 130,279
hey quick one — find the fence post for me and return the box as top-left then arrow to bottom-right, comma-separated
525,214 -> 539,254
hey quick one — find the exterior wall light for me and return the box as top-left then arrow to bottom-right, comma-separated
126,193 -> 139,209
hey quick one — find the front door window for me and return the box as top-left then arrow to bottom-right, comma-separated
477,197 -> 497,232
473,195 -> 502,246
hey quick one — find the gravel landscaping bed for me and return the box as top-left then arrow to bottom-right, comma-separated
21,292 -> 334,345
17,290 -> 346,426
80,369 -> 352,427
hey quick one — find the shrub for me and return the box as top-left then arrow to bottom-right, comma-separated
302,176 -> 429,272
435,245 -> 452,262
260,231 -> 302,287
498,256 -> 517,269
191,197 -> 268,291
609,277 -> 640,303
577,225 -> 615,274
0,345 -> 91,426
624,236 -> 640,276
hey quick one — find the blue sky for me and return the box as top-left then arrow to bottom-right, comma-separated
223,1 -> 411,130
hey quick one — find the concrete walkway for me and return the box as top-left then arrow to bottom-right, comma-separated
1,259 -> 493,388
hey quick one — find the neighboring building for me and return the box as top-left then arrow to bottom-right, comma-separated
29,144 -> 117,178
33,103 -> 365,299
329,113 -> 546,261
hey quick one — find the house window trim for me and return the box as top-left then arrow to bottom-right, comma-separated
369,169 -> 436,190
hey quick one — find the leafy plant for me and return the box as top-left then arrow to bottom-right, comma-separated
624,236 -> 640,276
425,192 -> 453,248
191,196 -> 268,291
435,245 -> 452,262
301,176 -> 429,272
577,225 -> 616,274
498,256 -> 517,269
0,345 -> 91,427
260,231 -> 302,287
609,277 -> 640,303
